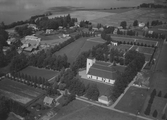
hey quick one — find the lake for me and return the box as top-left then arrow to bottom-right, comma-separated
0,0 -> 153,24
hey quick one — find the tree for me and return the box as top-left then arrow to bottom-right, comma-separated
133,20 -> 138,27
152,110 -> 158,118
164,93 -> 167,98
144,104 -> 151,115
162,114 -> 166,119
120,21 -> 127,29
151,89 -> 156,97
158,91 -> 162,97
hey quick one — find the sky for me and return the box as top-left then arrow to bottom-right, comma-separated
0,0 -> 153,24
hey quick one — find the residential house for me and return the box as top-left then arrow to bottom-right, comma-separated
43,96 -> 56,107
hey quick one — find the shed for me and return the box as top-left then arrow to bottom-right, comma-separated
98,95 -> 110,106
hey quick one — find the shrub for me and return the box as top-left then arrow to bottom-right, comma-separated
158,91 -> 162,97
162,114 -> 166,119
144,104 -> 151,115
152,110 -> 158,118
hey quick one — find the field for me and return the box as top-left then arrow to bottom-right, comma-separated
51,100 -> 91,120
52,103 -> 145,120
141,44 -> 167,118
115,86 -> 147,115
49,11 -> 116,22
19,66 -> 59,81
91,9 -> 167,26
79,77 -> 112,97
0,78 -> 44,105
55,37 -> 105,63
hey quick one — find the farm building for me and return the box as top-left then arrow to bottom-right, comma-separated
43,96 -> 56,107
25,35 -> 41,42
98,95 -> 110,106
86,57 -> 125,84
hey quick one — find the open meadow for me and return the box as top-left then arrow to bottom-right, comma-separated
0,78 -> 44,105
91,9 -> 167,26
52,99 -> 91,120
49,11 -> 116,22
115,86 -> 147,115
52,103 -> 145,120
19,66 -> 59,81
55,37 -> 105,63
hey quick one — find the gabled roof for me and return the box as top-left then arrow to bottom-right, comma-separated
43,96 -> 54,104
98,95 -> 109,101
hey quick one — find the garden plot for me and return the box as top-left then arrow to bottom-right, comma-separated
0,78 -> 44,105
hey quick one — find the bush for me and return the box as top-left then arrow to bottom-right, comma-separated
152,110 -> 158,118
158,91 -> 162,97
162,114 -> 166,119
144,104 -> 151,115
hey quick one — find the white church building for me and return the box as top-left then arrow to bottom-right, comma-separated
86,57 -> 125,85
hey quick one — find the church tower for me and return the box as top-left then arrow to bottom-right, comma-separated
86,57 -> 96,74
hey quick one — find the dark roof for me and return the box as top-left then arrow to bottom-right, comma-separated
88,67 -> 118,80
91,64 -> 116,72
95,61 -> 111,67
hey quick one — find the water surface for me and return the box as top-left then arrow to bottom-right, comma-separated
0,0 -> 153,24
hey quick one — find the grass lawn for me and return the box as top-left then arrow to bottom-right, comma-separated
19,66 -> 59,80
79,77 -> 112,97
115,86 -> 148,115
51,100 -> 91,120
55,105 -> 145,120
55,37 -> 104,63
0,78 -> 44,105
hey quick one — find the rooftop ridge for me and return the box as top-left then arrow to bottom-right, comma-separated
91,67 -> 117,73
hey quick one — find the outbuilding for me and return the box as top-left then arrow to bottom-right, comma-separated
98,95 -> 110,106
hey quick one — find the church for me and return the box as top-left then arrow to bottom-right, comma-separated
86,57 -> 125,84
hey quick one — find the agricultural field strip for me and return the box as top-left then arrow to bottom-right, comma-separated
0,89 -> 32,104
0,81 -> 40,98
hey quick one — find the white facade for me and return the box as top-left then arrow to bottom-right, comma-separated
86,58 -> 96,74
87,74 -> 115,84
111,41 -> 118,46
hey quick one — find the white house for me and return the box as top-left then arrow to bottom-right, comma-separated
43,96 -> 55,107
111,41 -> 118,46
98,95 -> 110,106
